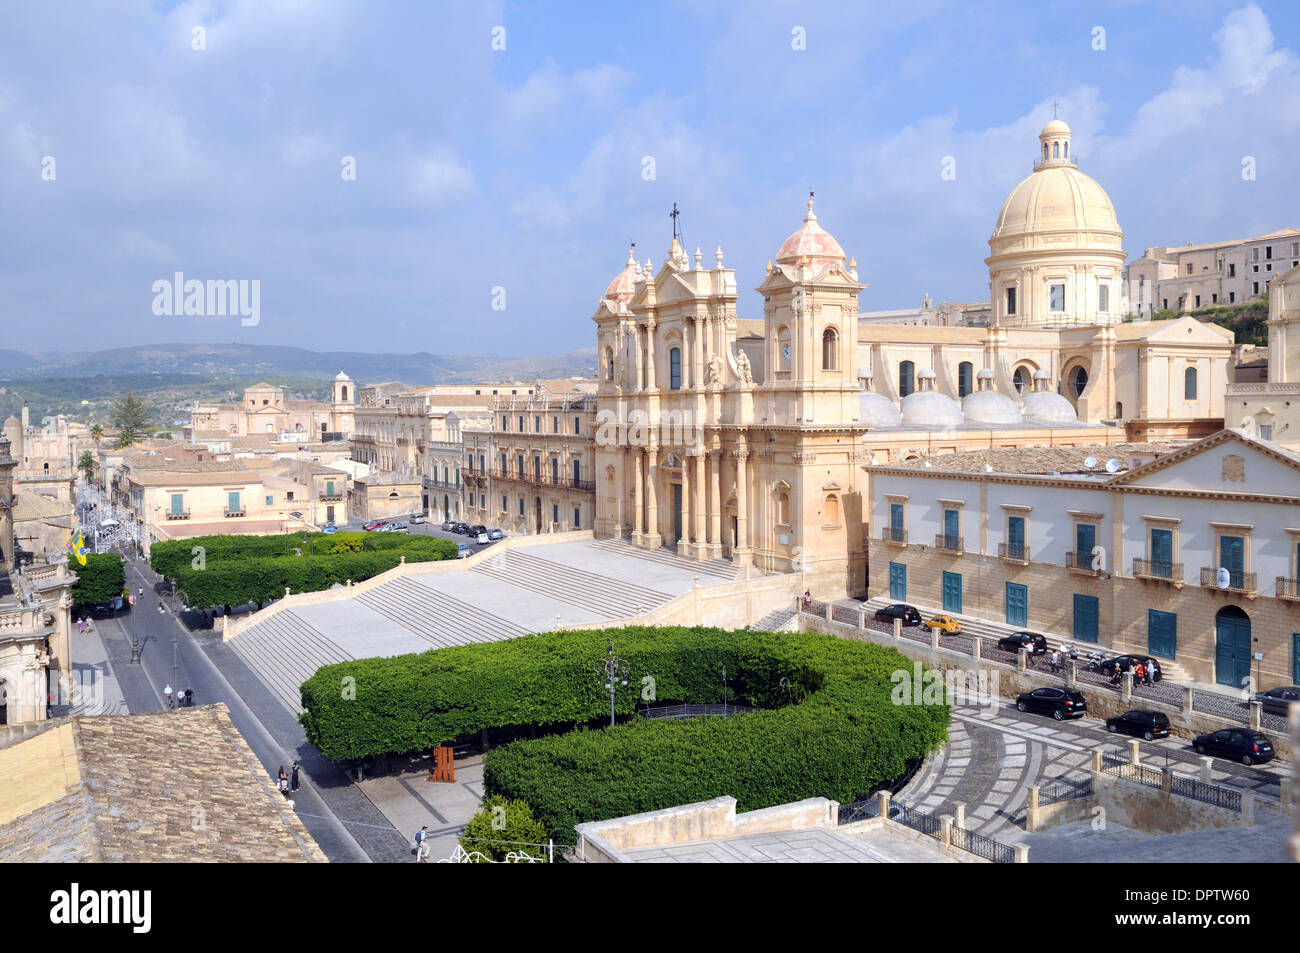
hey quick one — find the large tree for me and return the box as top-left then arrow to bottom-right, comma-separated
111,392 -> 152,447
89,422 -> 103,446
77,449 -> 95,483
70,553 -> 126,606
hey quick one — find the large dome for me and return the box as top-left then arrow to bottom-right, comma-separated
989,120 -> 1121,247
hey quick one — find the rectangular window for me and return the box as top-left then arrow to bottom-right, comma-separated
669,348 -> 682,390
552,503 -> 558,525
1228,263 -> 1236,277
1212,293 -> 1217,303
1185,263 -> 1193,275
1266,246 -> 1272,260
553,416 -> 559,434
889,503 -> 904,541
1260,424 -> 1273,440
1074,522 -> 1096,569
1194,295 -> 1201,308
1148,610 -> 1177,660
518,497 -> 525,516
227,491 -> 241,513
574,416 -> 581,434
1254,282 -> 1260,294
170,493 -> 183,515
942,508 -> 959,548
502,495 -> 507,512
1073,594 -> 1099,643
574,507 -> 581,529
1049,283 -> 1065,311
1098,283 -> 1109,312
502,416 -> 508,431
1229,292 -> 1235,303
1219,535 -> 1245,588
265,495 -> 273,506
1006,287 -> 1016,315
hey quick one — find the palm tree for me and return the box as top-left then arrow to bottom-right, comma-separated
77,449 -> 96,484
90,423 -> 103,446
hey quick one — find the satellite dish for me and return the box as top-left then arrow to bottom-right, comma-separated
1083,456 -> 1098,469
1104,459 -> 1119,473
1216,567 -> 1231,589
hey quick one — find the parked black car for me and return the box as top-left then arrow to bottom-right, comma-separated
1015,687 -> 1087,720
451,522 -> 471,535
1253,686 -> 1300,717
1106,709 -> 1171,740
1097,654 -> 1163,682
469,524 -> 488,536
998,632 -> 1048,655
1193,728 -> 1275,765
873,604 -> 922,626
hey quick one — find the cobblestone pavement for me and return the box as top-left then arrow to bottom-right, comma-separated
900,697 -> 1291,851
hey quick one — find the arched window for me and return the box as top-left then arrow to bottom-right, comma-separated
899,361 -> 915,397
1115,402 -> 1123,418
821,327 -> 838,370
1013,366 -> 1030,394
605,347 -> 615,382
957,362 -> 973,398
1184,366 -> 1198,400
777,491 -> 790,525
669,347 -> 682,390
824,494 -> 841,526
1042,143 -> 1048,162
1063,141 -> 1069,159
341,386 -> 348,401
1053,141 -> 1059,158
1068,365 -> 1089,400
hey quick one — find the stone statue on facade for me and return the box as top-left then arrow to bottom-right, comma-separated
706,354 -> 723,386
735,350 -> 753,385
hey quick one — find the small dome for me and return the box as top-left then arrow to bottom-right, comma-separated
900,391 -> 963,429
859,392 -> 901,428
1032,369 -> 1051,381
857,366 -> 872,379
1040,118 -> 1070,137
603,247 -> 640,302
917,367 -> 937,379
1022,391 -> 1078,423
333,370 -> 351,381
963,391 -> 1022,425
976,368 -> 995,381
775,197 -> 845,267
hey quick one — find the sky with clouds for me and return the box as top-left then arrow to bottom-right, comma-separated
2,0 -> 1299,358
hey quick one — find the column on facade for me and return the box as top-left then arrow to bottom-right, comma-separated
645,321 -> 657,390
693,451 -> 705,555
645,446 -> 659,542
734,443 -> 751,561
709,450 -> 722,554
632,448 -> 644,538
692,314 -> 706,390
679,453 -> 692,547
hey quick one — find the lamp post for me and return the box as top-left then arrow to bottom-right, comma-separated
595,641 -> 628,727
721,664 -> 729,716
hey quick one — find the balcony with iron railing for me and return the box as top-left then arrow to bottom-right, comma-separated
487,467 -> 596,493
1200,567 -> 1257,595
997,542 -> 1029,564
880,527 -> 907,546
224,508 -> 246,518
1275,576 -> 1300,601
1065,551 -> 1101,575
933,534 -> 963,554
164,510 -> 191,521
1132,557 -> 1182,583
318,492 -> 344,502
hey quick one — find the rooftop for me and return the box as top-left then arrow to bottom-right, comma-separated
879,443 -> 1183,476
0,705 -> 326,863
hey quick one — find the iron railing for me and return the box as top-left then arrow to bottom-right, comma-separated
1276,576 -> 1300,600
1065,551 -> 1100,573
997,542 -> 1029,563
1168,774 -> 1242,812
1038,777 -> 1093,805
1133,557 -> 1181,581
948,824 -> 1016,864
934,534 -> 963,553
1200,567 -> 1257,594
485,467 -> 595,493
164,510 -> 190,520
881,528 -> 907,545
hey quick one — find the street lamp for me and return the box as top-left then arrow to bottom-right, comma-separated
721,664 -> 729,716
594,641 -> 628,727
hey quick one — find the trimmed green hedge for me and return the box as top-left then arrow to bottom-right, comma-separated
149,532 -> 456,608
300,626 -> 949,840
71,552 -> 126,605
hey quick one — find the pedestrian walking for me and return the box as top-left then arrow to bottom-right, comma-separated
1050,649 -> 1061,674
290,761 -> 300,791
1134,662 -> 1146,686
277,766 -> 289,796
414,826 -> 430,862
76,617 -> 84,633
184,688 -> 194,708
163,684 -> 174,709
1068,643 -> 1078,662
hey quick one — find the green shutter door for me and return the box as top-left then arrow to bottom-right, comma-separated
1215,613 -> 1252,688
1007,516 -> 1025,559
1075,523 -> 1095,568
1151,529 -> 1173,577
942,571 -> 962,613
889,562 -> 907,601
1148,610 -> 1177,659
1219,536 -> 1245,588
1005,582 -> 1028,627
1294,633 -> 1300,685
1073,594 -> 1099,643
943,510 -> 959,548
890,503 -> 904,540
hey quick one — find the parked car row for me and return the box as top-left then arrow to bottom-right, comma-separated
440,521 -> 504,544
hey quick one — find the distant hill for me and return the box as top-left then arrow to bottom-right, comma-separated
0,342 -> 596,423
0,342 -> 596,385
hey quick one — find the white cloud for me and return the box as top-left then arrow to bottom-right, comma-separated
409,150 -> 476,206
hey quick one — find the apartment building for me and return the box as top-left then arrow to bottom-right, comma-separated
866,430 -> 1300,688
1125,228 -> 1300,317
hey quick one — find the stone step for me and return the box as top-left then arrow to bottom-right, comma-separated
228,611 -> 352,713
588,538 -> 739,580
471,550 -> 673,620
753,607 -> 796,632
359,577 -> 530,647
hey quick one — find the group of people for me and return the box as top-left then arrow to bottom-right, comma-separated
1046,644 -> 1081,673
276,762 -> 302,811
1111,661 -> 1153,687
75,616 -> 95,633
162,684 -> 194,708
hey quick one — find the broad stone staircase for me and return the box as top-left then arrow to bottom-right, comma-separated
588,538 -> 741,582
860,597 -> 1193,684
227,611 -> 356,713
752,607 -> 797,632
357,577 -> 531,646
471,550 -> 674,620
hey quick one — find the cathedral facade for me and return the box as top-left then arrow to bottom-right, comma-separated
592,119 -> 1236,599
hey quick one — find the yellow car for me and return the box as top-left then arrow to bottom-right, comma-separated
923,615 -> 962,634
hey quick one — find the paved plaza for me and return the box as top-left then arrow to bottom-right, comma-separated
622,826 -> 961,863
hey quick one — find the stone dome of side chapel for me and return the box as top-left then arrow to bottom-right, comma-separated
1021,370 -> 1078,423
899,368 -> 962,428
856,368 -> 901,428
962,369 -> 1022,424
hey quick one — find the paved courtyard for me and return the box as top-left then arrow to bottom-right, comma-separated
623,826 -> 960,863
357,753 -> 489,863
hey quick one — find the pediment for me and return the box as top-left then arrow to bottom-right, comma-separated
1110,428 -> 1300,498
